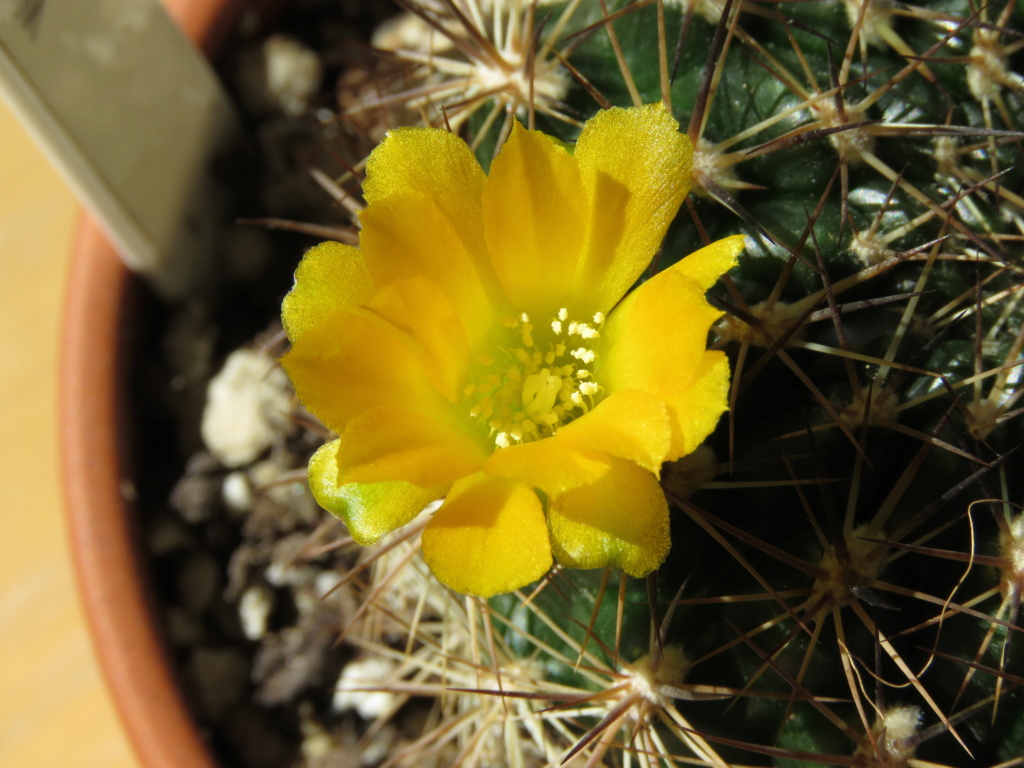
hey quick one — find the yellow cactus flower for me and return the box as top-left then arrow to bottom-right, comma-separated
282,103 -> 743,597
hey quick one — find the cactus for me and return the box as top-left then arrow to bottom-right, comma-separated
300,1 -> 1024,766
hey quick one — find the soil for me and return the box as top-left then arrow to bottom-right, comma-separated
131,3 -> 421,766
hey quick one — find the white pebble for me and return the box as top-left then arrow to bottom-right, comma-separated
264,35 -> 321,117
332,657 -> 399,719
238,584 -> 274,641
315,571 -> 344,599
201,349 -> 292,469
264,561 -> 316,589
221,471 -> 253,512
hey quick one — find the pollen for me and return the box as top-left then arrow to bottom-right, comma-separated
464,308 -> 604,448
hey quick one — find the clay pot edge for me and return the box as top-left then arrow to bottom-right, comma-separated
58,2 -> 255,766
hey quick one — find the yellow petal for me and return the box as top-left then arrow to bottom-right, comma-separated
598,236 -> 738,459
282,241 -> 373,344
665,235 -> 745,290
485,437 -> 611,497
282,308 -> 450,434
556,390 -> 672,475
549,459 -> 670,577
361,195 -> 496,347
571,103 -> 693,314
308,440 -> 442,545
422,474 -> 552,596
659,350 -> 731,458
360,128 -> 500,344
368,277 -> 470,402
363,127 -> 486,210
483,120 -> 586,314
601,269 -> 723,397
337,406 -> 488,488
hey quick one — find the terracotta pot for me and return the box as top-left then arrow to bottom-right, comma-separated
59,2 -> 279,766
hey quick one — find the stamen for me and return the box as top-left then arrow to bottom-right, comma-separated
537,413 -> 559,427
521,323 -> 534,348
570,348 -> 596,364
464,307 -> 604,449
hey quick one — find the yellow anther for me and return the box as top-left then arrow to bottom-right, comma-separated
570,348 -> 596,364
464,306 -> 605,449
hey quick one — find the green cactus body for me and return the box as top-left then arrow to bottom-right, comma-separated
320,1 -> 1024,765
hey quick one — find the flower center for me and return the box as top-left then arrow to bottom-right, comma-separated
463,308 -> 605,449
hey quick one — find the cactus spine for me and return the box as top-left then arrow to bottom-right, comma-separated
323,1 -> 1024,765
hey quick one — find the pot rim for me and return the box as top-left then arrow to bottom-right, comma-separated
61,219 -> 219,768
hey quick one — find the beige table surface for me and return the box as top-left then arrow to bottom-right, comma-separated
0,101 -> 139,767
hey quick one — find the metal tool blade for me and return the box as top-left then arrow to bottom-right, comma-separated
0,0 -> 242,297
